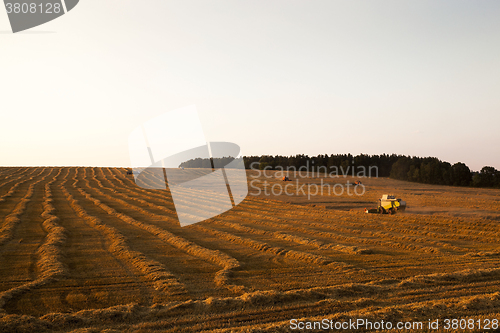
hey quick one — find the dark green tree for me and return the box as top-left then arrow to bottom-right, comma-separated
450,162 -> 472,186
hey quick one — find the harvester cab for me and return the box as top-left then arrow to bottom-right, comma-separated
365,195 -> 406,214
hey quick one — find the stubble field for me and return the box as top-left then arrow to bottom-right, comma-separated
0,167 -> 499,332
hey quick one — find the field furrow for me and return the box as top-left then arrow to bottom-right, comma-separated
0,168 -> 53,248
93,168 -> 178,217
230,207 -> 444,254
67,170 -> 186,294
85,170 -> 365,286
9,168 -> 158,316
76,168 -> 244,292
0,168 -> 28,184
0,168 -> 66,311
0,167 -> 43,206
69,174 -> 237,300
1,167 -> 499,332
211,220 -> 372,255
194,224 -> 335,266
95,168 -> 234,222
79,195 -> 242,292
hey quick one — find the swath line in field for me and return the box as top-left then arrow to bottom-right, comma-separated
76,170 -> 243,292
194,224 -> 335,266
0,168 -> 43,205
93,167 -> 230,219
0,168 -> 66,310
92,168 -> 178,217
212,220 -> 372,255
62,170 -> 187,296
232,205 -> 443,254
73,171 -> 228,299
0,168 -> 54,248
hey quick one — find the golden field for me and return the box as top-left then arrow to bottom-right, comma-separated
0,167 -> 500,332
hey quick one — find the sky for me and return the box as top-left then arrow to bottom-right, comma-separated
1,0 -> 499,171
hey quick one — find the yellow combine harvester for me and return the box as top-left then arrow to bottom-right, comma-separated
365,194 -> 406,214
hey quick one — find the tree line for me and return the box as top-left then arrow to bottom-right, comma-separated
179,154 -> 500,188
179,157 -> 236,169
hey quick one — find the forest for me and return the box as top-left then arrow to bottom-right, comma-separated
180,154 -> 500,188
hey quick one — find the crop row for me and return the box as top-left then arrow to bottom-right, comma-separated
0,168 -> 65,309
92,169 -> 370,261
74,169 -> 243,292
63,169 -> 186,294
211,220 -> 371,255
0,168 -> 52,247
195,224 -> 334,266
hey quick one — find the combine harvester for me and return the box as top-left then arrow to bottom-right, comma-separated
365,195 -> 406,214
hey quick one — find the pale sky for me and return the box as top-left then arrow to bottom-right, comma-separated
1,1 -> 499,171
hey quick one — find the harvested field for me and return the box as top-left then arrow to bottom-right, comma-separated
0,167 -> 500,332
